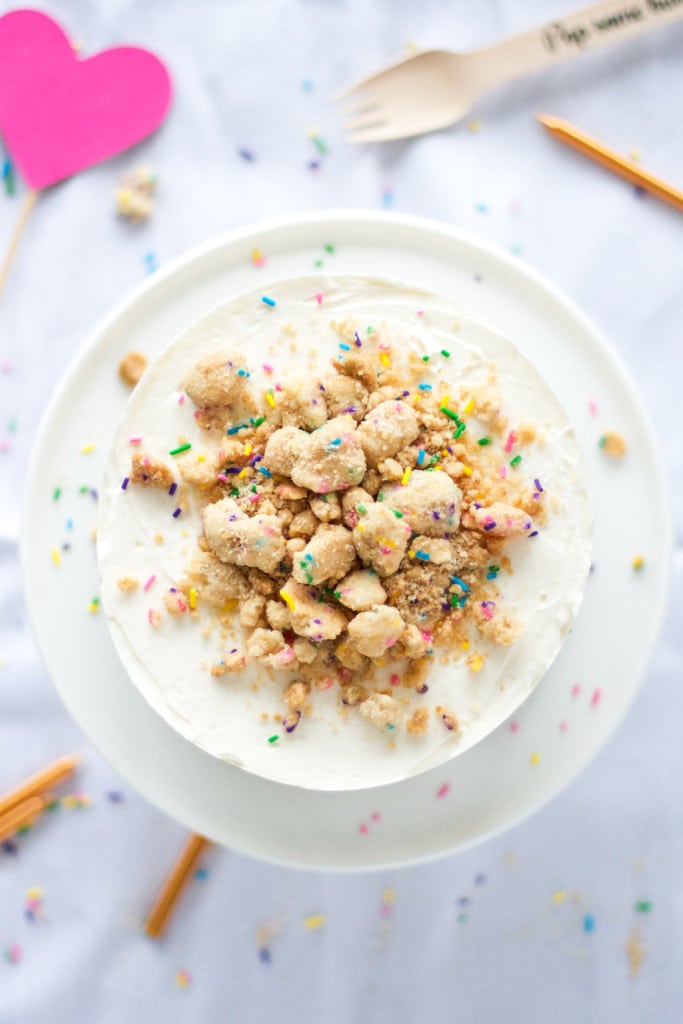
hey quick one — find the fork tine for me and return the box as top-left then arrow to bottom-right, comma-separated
344,113 -> 385,134
345,123 -> 410,144
334,73 -> 379,103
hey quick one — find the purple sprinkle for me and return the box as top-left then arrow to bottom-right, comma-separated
106,791 -> 124,803
2,840 -> 19,855
238,147 -> 256,161
259,948 -> 272,964
484,521 -> 496,531
431,510 -> 440,519
172,507 -> 182,518
168,482 -> 178,496
402,390 -> 410,397
90,488 -> 98,501
121,477 -> 129,490
283,710 -> 302,733
225,466 -> 241,474
457,897 -> 471,908
354,332 -> 362,347
534,478 -> 544,492
417,683 -> 429,694
529,530 -> 539,538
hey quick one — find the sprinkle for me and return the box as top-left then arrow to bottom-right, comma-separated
265,392 -> 276,408
509,455 -> 522,467
280,590 -> 296,611
143,575 -> 156,592
81,443 -> 95,455
251,415 -> 266,427
590,688 -> 602,707
339,342 -> 350,351
462,396 -> 474,415
401,468 -> 412,486
390,673 -> 400,686
169,443 -> 191,456
258,466 -> 272,478
583,913 -> 596,933
148,609 -> 161,627
534,478 -> 544,492
529,530 -> 539,538
440,349 -> 451,358
418,383 -> 432,391
172,508 -> 182,518
391,509 -> 403,518
436,782 -> 451,799
88,597 -> 100,614
440,406 -> 459,421
530,752 -> 540,765
328,438 -> 341,447
121,477 -> 129,490
261,295 -> 276,307
251,248 -> 265,266
635,901 -> 652,913
51,547 -> 61,567
462,466 -> 472,477
632,554 -> 645,571
310,133 -> 329,155
477,437 -> 491,446
552,890 -> 568,904
267,734 -> 279,744
379,352 -> 390,367
422,355 -> 430,362
4,943 -> 21,964
451,576 -> 469,591
588,399 -> 598,417
415,550 -> 430,561
469,653 -> 483,672
452,423 -> 467,439
52,487 -> 62,501
303,914 -> 325,930
189,589 -> 197,610
175,969 -> 192,988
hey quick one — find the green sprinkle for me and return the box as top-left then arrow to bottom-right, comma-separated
635,901 -> 652,913
311,135 -> 328,155
440,406 -> 459,422
510,455 -> 522,467
367,326 -> 374,334
440,349 -> 451,358
422,355 -> 430,362
333,591 -> 341,599
488,565 -> 500,573
324,243 -> 335,254
169,443 -> 192,456
53,487 -> 62,502
79,485 -> 89,494
477,437 -> 491,446
314,259 -> 324,268
453,423 -> 466,439
251,415 -> 265,427
267,734 -> 279,744
450,593 -> 459,607
391,509 -> 403,518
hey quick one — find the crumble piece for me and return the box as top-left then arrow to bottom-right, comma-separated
118,351 -> 147,387
130,452 -> 175,490
347,605 -> 405,658
117,575 -> 139,592
406,707 -> 429,734
358,692 -> 402,729
379,470 -> 461,536
599,431 -> 627,458
182,352 -> 249,408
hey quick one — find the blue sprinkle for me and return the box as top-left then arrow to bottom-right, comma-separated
339,342 -> 350,351
416,449 -> 426,466
485,572 -> 497,580
261,295 -> 276,307
451,576 -> 469,591
415,550 -> 430,561
237,368 -> 248,377
583,913 -> 596,933
418,383 -> 432,391
258,466 -> 272,478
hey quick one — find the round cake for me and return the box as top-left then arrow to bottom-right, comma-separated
97,275 -> 591,790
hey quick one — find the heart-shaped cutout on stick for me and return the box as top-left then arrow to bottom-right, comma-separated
0,8 -> 172,189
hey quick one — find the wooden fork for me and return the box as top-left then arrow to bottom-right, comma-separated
337,0 -> 683,143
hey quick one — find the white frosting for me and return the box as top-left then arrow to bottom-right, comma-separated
97,276 -> 591,791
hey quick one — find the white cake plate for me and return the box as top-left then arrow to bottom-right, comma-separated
21,211 -> 671,870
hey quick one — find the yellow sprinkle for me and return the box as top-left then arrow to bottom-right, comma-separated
462,396 -> 474,415
265,391 -> 276,408
530,752 -> 540,765
441,450 -> 448,457
51,547 -> 61,567
382,888 -> 395,903
303,914 -> 325,930
467,119 -> 481,133
552,890 -> 568,904
196,454 -> 205,463
408,549 -> 415,559
629,148 -> 641,162
441,393 -> 450,407
401,467 -> 412,486
26,886 -> 43,900
379,352 -> 390,367
81,443 -> 95,455
462,466 -> 472,477
189,588 -> 197,610
468,653 -> 484,672
88,600 -> 100,614
356,523 -> 364,532
632,555 -> 645,571
244,444 -> 253,457
460,638 -> 470,650
238,468 -> 248,478
280,589 -> 295,611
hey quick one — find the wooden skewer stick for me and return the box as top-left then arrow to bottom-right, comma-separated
0,188 -> 39,298
0,754 -> 79,819
0,794 -> 50,842
536,114 -> 683,214
145,833 -> 211,939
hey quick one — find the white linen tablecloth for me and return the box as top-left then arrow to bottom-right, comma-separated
1,1 -> 682,1020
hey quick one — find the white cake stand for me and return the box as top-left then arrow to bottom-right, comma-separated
20,211 -> 672,870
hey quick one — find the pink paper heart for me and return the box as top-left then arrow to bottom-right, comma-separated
0,9 -> 172,190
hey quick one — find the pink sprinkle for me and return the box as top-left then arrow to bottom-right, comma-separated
0,360 -> 12,374
571,684 -> 582,697
481,603 -> 494,620
588,399 -> 598,416
143,575 -> 156,592
504,431 -> 516,453
416,310 -> 424,317
380,546 -> 392,555
315,292 -> 323,305
359,822 -> 369,835
128,436 -> 142,444
591,688 -> 602,707
262,363 -> 274,373
509,720 -> 520,733
178,394 -> 185,404
249,494 -> 261,502
559,721 -> 568,732
379,903 -> 393,918
370,811 -> 381,823
498,466 -> 507,478
436,782 -> 451,799
275,382 -> 282,392
0,439 -> 10,453
193,410 -> 200,419
5,942 -> 21,964
390,673 -> 400,686
217,474 -> 229,483
148,609 -> 161,627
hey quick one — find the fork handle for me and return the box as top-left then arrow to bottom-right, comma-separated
472,0 -> 683,90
